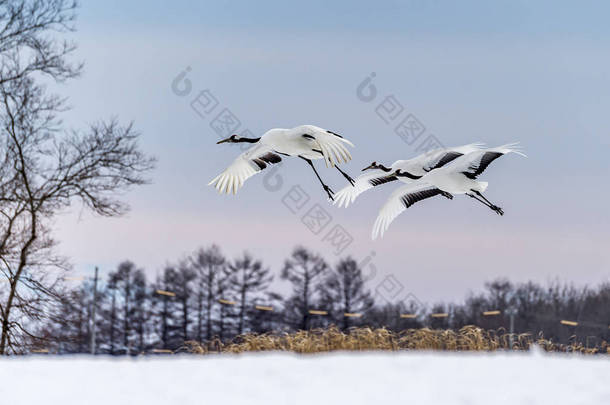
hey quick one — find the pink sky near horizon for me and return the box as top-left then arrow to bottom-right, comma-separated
55,205 -> 609,303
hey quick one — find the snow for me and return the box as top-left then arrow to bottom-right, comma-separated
1,350 -> 608,405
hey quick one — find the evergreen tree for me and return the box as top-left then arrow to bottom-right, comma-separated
281,247 -> 328,330
229,253 -> 273,335
131,270 -> 149,352
174,261 -> 196,342
318,257 -> 374,330
191,245 -> 226,341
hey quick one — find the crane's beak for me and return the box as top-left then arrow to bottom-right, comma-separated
217,137 -> 231,144
362,164 -> 375,171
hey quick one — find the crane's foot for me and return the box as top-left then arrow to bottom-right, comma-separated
337,168 -> 355,186
491,205 -> 504,216
324,185 -> 335,201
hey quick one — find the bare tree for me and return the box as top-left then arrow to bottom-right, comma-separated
191,245 -> 225,341
115,262 -> 134,352
106,273 -> 119,354
0,0 -> 81,86
0,0 -> 155,354
246,291 -> 283,334
174,261 -> 196,342
131,269 -> 148,353
108,261 -> 147,354
215,265 -> 233,340
318,257 -> 374,330
151,265 -> 194,350
229,253 -> 273,335
281,246 -> 328,330
48,284 -> 89,353
151,271 -> 174,349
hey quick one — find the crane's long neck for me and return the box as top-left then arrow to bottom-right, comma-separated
236,137 -> 261,143
378,164 -> 392,172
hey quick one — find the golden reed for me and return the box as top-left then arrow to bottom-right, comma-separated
182,326 -> 609,355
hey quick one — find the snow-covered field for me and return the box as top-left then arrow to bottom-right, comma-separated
1,350 -> 608,405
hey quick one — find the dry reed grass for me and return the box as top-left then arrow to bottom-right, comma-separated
181,325 -> 609,355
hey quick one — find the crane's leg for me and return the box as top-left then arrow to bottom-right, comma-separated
473,190 -> 504,215
467,190 -> 504,216
335,165 -> 355,186
300,156 -> 334,200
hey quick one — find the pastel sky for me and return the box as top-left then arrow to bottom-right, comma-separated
54,1 -> 610,303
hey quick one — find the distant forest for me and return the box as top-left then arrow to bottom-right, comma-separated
36,245 -> 610,354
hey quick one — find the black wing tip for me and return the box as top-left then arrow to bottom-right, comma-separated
369,175 -> 398,187
431,151 -> 463,170
465,151 -> 504,179
400,187 -> 450,208
252,153 -> 282,170
326,130 -> 344,138
252,158 -> 267,170
260,152 -> 282,164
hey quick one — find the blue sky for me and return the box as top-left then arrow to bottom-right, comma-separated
54,1 -> 609,302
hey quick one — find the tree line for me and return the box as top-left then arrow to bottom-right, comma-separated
35,245 -> 610,354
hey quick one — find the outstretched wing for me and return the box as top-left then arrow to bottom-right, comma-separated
306,126 -> 354,168
423,143 -> 486,171
426,151 -> 464,171
208,144 -> 282,194
372,183 -> 453,240
448,143 -> 526,179
333,170 -> 398,208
